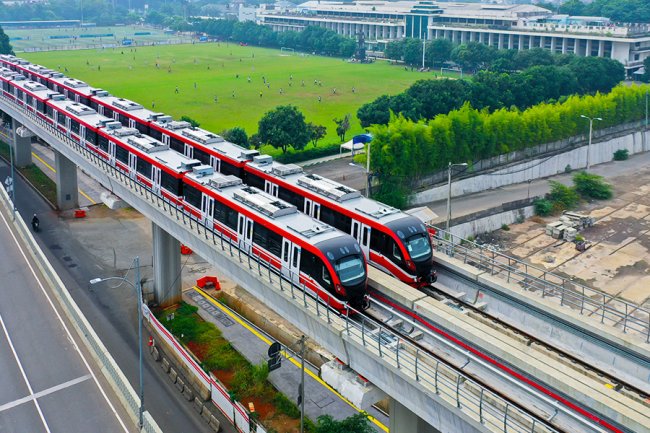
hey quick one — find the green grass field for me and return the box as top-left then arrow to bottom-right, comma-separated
23,43 -> 429,148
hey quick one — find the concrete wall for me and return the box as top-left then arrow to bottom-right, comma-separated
448,206 -> 535,241
410,128 -> 650,206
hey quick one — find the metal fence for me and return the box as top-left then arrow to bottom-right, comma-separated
432,227 -> 650,343
0,95 -> 603,433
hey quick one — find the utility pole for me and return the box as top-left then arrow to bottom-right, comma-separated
299,335 -> 306,433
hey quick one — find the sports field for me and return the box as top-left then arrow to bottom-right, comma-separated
23,43 -> 427,148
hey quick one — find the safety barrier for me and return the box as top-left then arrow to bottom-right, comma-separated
0,94 -> 593,433
144,304 -> 266,433
0,178 -> 161,432
433,227 -> 650,343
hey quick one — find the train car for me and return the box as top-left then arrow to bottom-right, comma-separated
0,67 -> 23,101
245,157 -> 436,287
46,96 -> 113,147
183,165 -> 368,310
96,124 -> 201,202
9,79 -> 55,121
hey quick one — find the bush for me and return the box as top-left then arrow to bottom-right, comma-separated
501,224 -> 510,231
613,149 -> 629,161
547,181 -> 580,212
272,393 -> 301,418
573,171 -> 613,200
534,199 -> 553,216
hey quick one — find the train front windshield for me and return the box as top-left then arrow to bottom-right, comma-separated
335,255 -> 366,285
405,234 -> 432,261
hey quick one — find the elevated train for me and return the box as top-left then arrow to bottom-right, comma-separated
0,54 -> 435,288
0,71 -> 368,310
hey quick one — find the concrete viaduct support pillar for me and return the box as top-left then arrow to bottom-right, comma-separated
11,119 -> 32,168
152,222 -> 181,307
53,148 -> 79,210
390,399 -> 441,433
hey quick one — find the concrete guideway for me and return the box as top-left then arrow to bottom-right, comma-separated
368,268 -> 650,433
0,93 -> 557,433
0,189 -> 141,432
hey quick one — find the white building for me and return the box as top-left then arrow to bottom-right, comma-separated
258,1 -> 650,74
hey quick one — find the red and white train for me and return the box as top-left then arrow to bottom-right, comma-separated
0,71 -> 368,310
0,54 -> 435,288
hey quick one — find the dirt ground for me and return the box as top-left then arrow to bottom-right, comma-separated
481,167 -> 650,309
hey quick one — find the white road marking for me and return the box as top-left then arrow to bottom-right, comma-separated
0,375 -> 92,412
0,312 -> 52,433
0,210 -> 130,432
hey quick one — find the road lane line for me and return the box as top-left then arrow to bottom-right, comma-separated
31,152 -> 97,205
0,210 -> 129,432
0,374 -> 92,412
0,312 -> 52,433
192,286 -> 389,432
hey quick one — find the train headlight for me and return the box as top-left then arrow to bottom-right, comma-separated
336,283 -> 343,293
406,260 -> 416,271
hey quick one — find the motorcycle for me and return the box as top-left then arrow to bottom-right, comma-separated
31,214 -> 40,232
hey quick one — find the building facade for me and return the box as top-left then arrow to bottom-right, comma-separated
258,1 -> 650,74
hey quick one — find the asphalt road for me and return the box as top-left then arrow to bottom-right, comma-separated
0,159 -> 223,432
0,197 -> 130,432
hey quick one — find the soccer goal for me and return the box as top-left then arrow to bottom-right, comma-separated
280,47 -> 295,55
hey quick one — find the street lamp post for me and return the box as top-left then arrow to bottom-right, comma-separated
580,115 -> 602,170
8,136 -> 15,220
445,162 -> 468,233
645,90 -> 648,128
90,256 -> 144,428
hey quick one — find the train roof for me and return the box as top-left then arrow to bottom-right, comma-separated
96,94 -> 159,118
0,55 -> 29,65
103,125 -> 201,173
11,79 -> 53,100
48,74 -> 105,97
186,165 -> 342,244
26,64 -> 62,78
247,157 -> 412,225
48,98 -> 113,127
0,67 -> 20,79
152,117 -> 257,164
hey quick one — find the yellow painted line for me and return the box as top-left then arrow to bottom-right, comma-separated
604,383 -> 615,389
192,286 -> 389,432
32,152 -> 96,205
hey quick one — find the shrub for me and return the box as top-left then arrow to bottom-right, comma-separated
573,171 -> 613,200
613,149 -> 629,161
501,224 -> 510,231
547,181 -> 580,212
534,199 -> 553,216
272,393 -> 301,418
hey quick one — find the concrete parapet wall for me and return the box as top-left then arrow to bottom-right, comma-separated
410,128 -> 650,206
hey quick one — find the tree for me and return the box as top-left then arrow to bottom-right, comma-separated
357,95 -> 391,127
573,171 -> 613,200
334,114 -> 351,141
425,39 -> 454,67
385,39 -> 405,61
257,105 -> 310,154
221,127 -> 249,148
307,122 -> 327,147
451,42 -> 496,71
0,26 -> 14,55
406,79 -> 471,120
565,56 -> 624,94
314,413 -> 375,433
642,57 -> 650,83
547,181 -> 580,212
402,38 -> 424,66
180,115 -> 200,128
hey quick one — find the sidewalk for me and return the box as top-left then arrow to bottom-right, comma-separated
183,287 -> 389,432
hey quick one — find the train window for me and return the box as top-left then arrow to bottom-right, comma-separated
80,97 -> 89,106
183,184 -> 202,208
135,122 -> 148,134
57,112 -> 66,124
103,107 -> 113,119
90,101 -> 98,111
16,89 -> 23,99
253,223 -> 268,251
115,145 -> 129,164
218,161 -> 236,177
37,100 -> 45,113
148,127 -> 161,141
352,223 -> 358,239
118,113 -> 128,125
246,220 -> 253,239
193,147 -> 209,165
70,119 -> 80,135
214,201 -> 238,231
136,158 -> 152,177
322,267 -> 331,285
283,242 -> 289,262
86,129 -> 97,146
246,173 -> 265,190
253,223 -> 280,256
46,105 -> 54,118
292,246 -> 299,268
278,187 -> 304,209
161,171 -> 181,194
26,95 -> 33,105
169,137 -> 183,153
370,230 -> 386,252
98,135 -> 109,152
362,227 -> 369,245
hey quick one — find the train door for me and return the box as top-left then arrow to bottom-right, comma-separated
237,214 -> 253,253
73,94 -> 79,103
201,194 -> 214,226
65,116 -> 71,137
184,143 -> 193,159
128,119 -> 136,129
264,181 -> 279,197
351,220 -> 371,257
210,155 -> 221,173
304,199 -> 321,219
151,166 -> 161,194
113,111 -> 119,121
79,124 -> 86,146
162,134 -> 170,146
97,105 -> 104,116
128,153 -> 137,179
281,239 -> 301,282
108,141 -> 116,165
